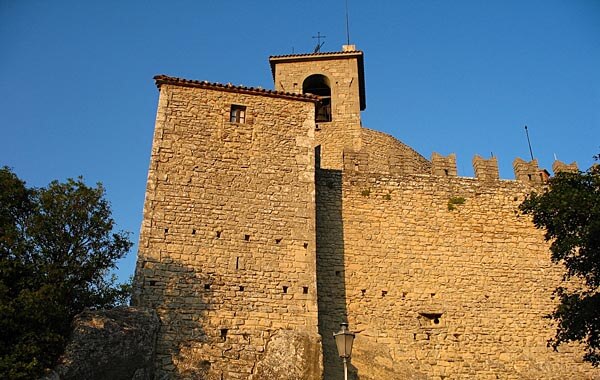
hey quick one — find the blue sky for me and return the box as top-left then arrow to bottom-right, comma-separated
2,1 -> 599,282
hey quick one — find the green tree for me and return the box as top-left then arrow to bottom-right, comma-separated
520,159 -> 600,366
0,167 -> 132,379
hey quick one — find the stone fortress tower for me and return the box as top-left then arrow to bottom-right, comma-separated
133,45 -> 598,379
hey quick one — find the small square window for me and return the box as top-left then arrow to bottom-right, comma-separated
230,104 -> 246,123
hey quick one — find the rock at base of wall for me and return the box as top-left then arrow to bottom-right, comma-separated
43,306 -> 159,380
251,330 -> 323,380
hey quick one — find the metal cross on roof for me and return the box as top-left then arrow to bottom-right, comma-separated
312,32 -> 326,53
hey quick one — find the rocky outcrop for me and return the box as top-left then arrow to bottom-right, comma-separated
44,307 -> 159,380
251,330 -> 323,380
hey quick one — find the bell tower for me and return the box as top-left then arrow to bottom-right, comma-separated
269,45 -> 366,169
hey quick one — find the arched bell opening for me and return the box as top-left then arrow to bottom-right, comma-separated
303,74 -> 332,122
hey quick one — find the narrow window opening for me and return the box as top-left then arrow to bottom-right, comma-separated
282,286 -> 288,294
164,228 -> 168,234
204,284 -> 211,290
275,238 -> 282,244
315,145 -> 321,168
361,289 -> 366,296
244,234 -> 250,241
302,286 -> 309,294
381,290 -> 388,297
303,242 -> 309,249
335,270 -> 341,277
149,280 -> 156,286
443,169 -> 449,176
413,333 -> 417,340
239,285 -> 244,291
216,230 -> 221,239
192,229 -> 196,235
220,328 -> 228,341
235,257 -> 240,270
527,174 -> 532,181
229,105 -> 246,123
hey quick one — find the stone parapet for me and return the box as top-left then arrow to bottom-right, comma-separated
513,158 -> 544,184
473,155 -> 499,181
552,160 -> 578,174
431,152 -> 457,177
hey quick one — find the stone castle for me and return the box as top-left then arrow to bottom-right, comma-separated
132,45 -> 598,379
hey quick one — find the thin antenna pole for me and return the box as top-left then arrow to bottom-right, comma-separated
345,0 -> 351,45
524,125 -> 534,160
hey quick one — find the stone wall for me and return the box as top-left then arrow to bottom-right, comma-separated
272,53 -> 363,170
360,128 -> 431,175
314,153 -> 599,379
133,82 -> 322,379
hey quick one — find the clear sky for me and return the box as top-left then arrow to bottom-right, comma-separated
2,1 -> 599,283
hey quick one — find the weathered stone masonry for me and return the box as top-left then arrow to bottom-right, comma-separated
134,79 -> 322,379
134,47 -> 600,379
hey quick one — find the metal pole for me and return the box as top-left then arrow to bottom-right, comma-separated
524,125 -> 534,160
343,357 -> 348,380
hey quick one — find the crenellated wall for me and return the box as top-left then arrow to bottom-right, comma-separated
311,151 -> 598,379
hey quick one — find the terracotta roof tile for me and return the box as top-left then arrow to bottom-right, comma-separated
153,75 -> 319,102
268,49 -> 364,60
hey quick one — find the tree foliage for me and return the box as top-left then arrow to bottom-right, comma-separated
520,160 -> 600,365
0,167 -> 132,379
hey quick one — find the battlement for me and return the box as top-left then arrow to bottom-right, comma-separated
473,155 -> 499,180
552,160 -> 578,173
431,152 -> 457,177
345,150 -> 577,185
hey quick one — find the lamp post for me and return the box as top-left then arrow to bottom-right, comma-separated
333,322 -> 355,380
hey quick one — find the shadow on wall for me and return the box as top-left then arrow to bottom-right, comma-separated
133,257 -> 215,379
316,168 -> 351,380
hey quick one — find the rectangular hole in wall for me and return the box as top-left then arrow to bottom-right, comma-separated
149,280 -> 156,286
382,290 -> 388,297
302,286 -> 308,294
164,228 -> 168,234
216,230 -> 221,239
335,271 -> 341,277
235,257 -> 239,270
239,285 -> 244,291
275,238 -> 282,244
282,286 -> 288,294
220,328 -> 228,341
361,289 -> 366,296
192,229 -> 196,235
204,284 -> 211,290
244,234 -> 250,241
303,242 -> 308,249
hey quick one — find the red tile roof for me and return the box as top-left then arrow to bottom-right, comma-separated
269,49 -> 364,60
153,75 -> 319,102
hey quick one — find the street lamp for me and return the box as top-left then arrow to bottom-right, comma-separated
333,322 -> 355,380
